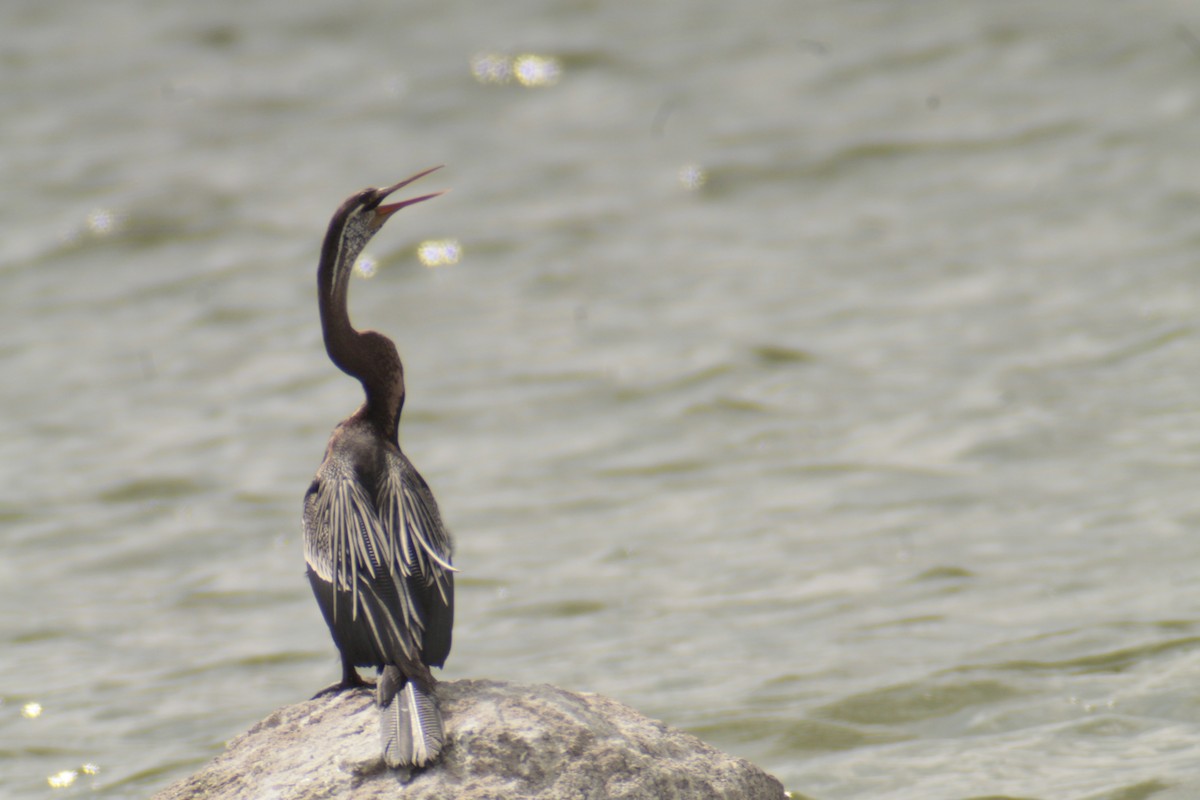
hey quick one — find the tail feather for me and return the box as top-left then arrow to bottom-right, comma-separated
378,666 -> 444,768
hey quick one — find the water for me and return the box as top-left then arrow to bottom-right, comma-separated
4,2 -> 1200,798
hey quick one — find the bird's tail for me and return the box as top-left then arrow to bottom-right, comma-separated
378,665 -> 444,768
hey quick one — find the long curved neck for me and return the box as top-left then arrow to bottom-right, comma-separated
317,223 -> 405,441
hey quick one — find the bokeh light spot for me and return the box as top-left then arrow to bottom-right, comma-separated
354,254 -> 378,278
513,54 -> 562,87
470,52 -> 512,85
86,208 -> 121,235
678,164 -> 708,191
417,239 -> 462,268
48,771 -> 77,789
22,702 -> 43,719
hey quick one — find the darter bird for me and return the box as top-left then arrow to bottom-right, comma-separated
302,167 -> 455,768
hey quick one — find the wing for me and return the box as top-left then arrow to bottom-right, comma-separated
377,450 -> 456,667
304,458 -> 424,666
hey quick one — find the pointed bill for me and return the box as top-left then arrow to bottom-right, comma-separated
374,166 -> 445,224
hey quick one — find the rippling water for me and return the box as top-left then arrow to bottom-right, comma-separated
6,2 -> 1200,798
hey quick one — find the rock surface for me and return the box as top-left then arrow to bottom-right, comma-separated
152,678 -> 786,800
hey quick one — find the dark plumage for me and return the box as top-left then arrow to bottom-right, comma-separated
302,168 -> 455,768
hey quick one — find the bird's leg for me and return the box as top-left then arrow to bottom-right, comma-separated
310,656 -> 373,699
341,655 -> 373,689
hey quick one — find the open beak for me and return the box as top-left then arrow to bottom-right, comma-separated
373,166 -> 445,225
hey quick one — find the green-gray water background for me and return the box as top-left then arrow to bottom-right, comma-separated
5,2 -> 1200,798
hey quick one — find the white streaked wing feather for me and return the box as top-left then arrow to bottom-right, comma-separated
307,471 -> 423,645
377,457 -> 455,607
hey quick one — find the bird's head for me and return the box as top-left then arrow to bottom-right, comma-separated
325,166 -> 444,282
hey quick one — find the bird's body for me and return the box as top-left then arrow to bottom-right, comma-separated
302,168 -> 454,769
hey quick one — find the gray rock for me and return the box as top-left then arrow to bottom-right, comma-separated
152,678 -> 786,800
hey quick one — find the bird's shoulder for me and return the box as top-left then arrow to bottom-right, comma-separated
320,417 -> 399,476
